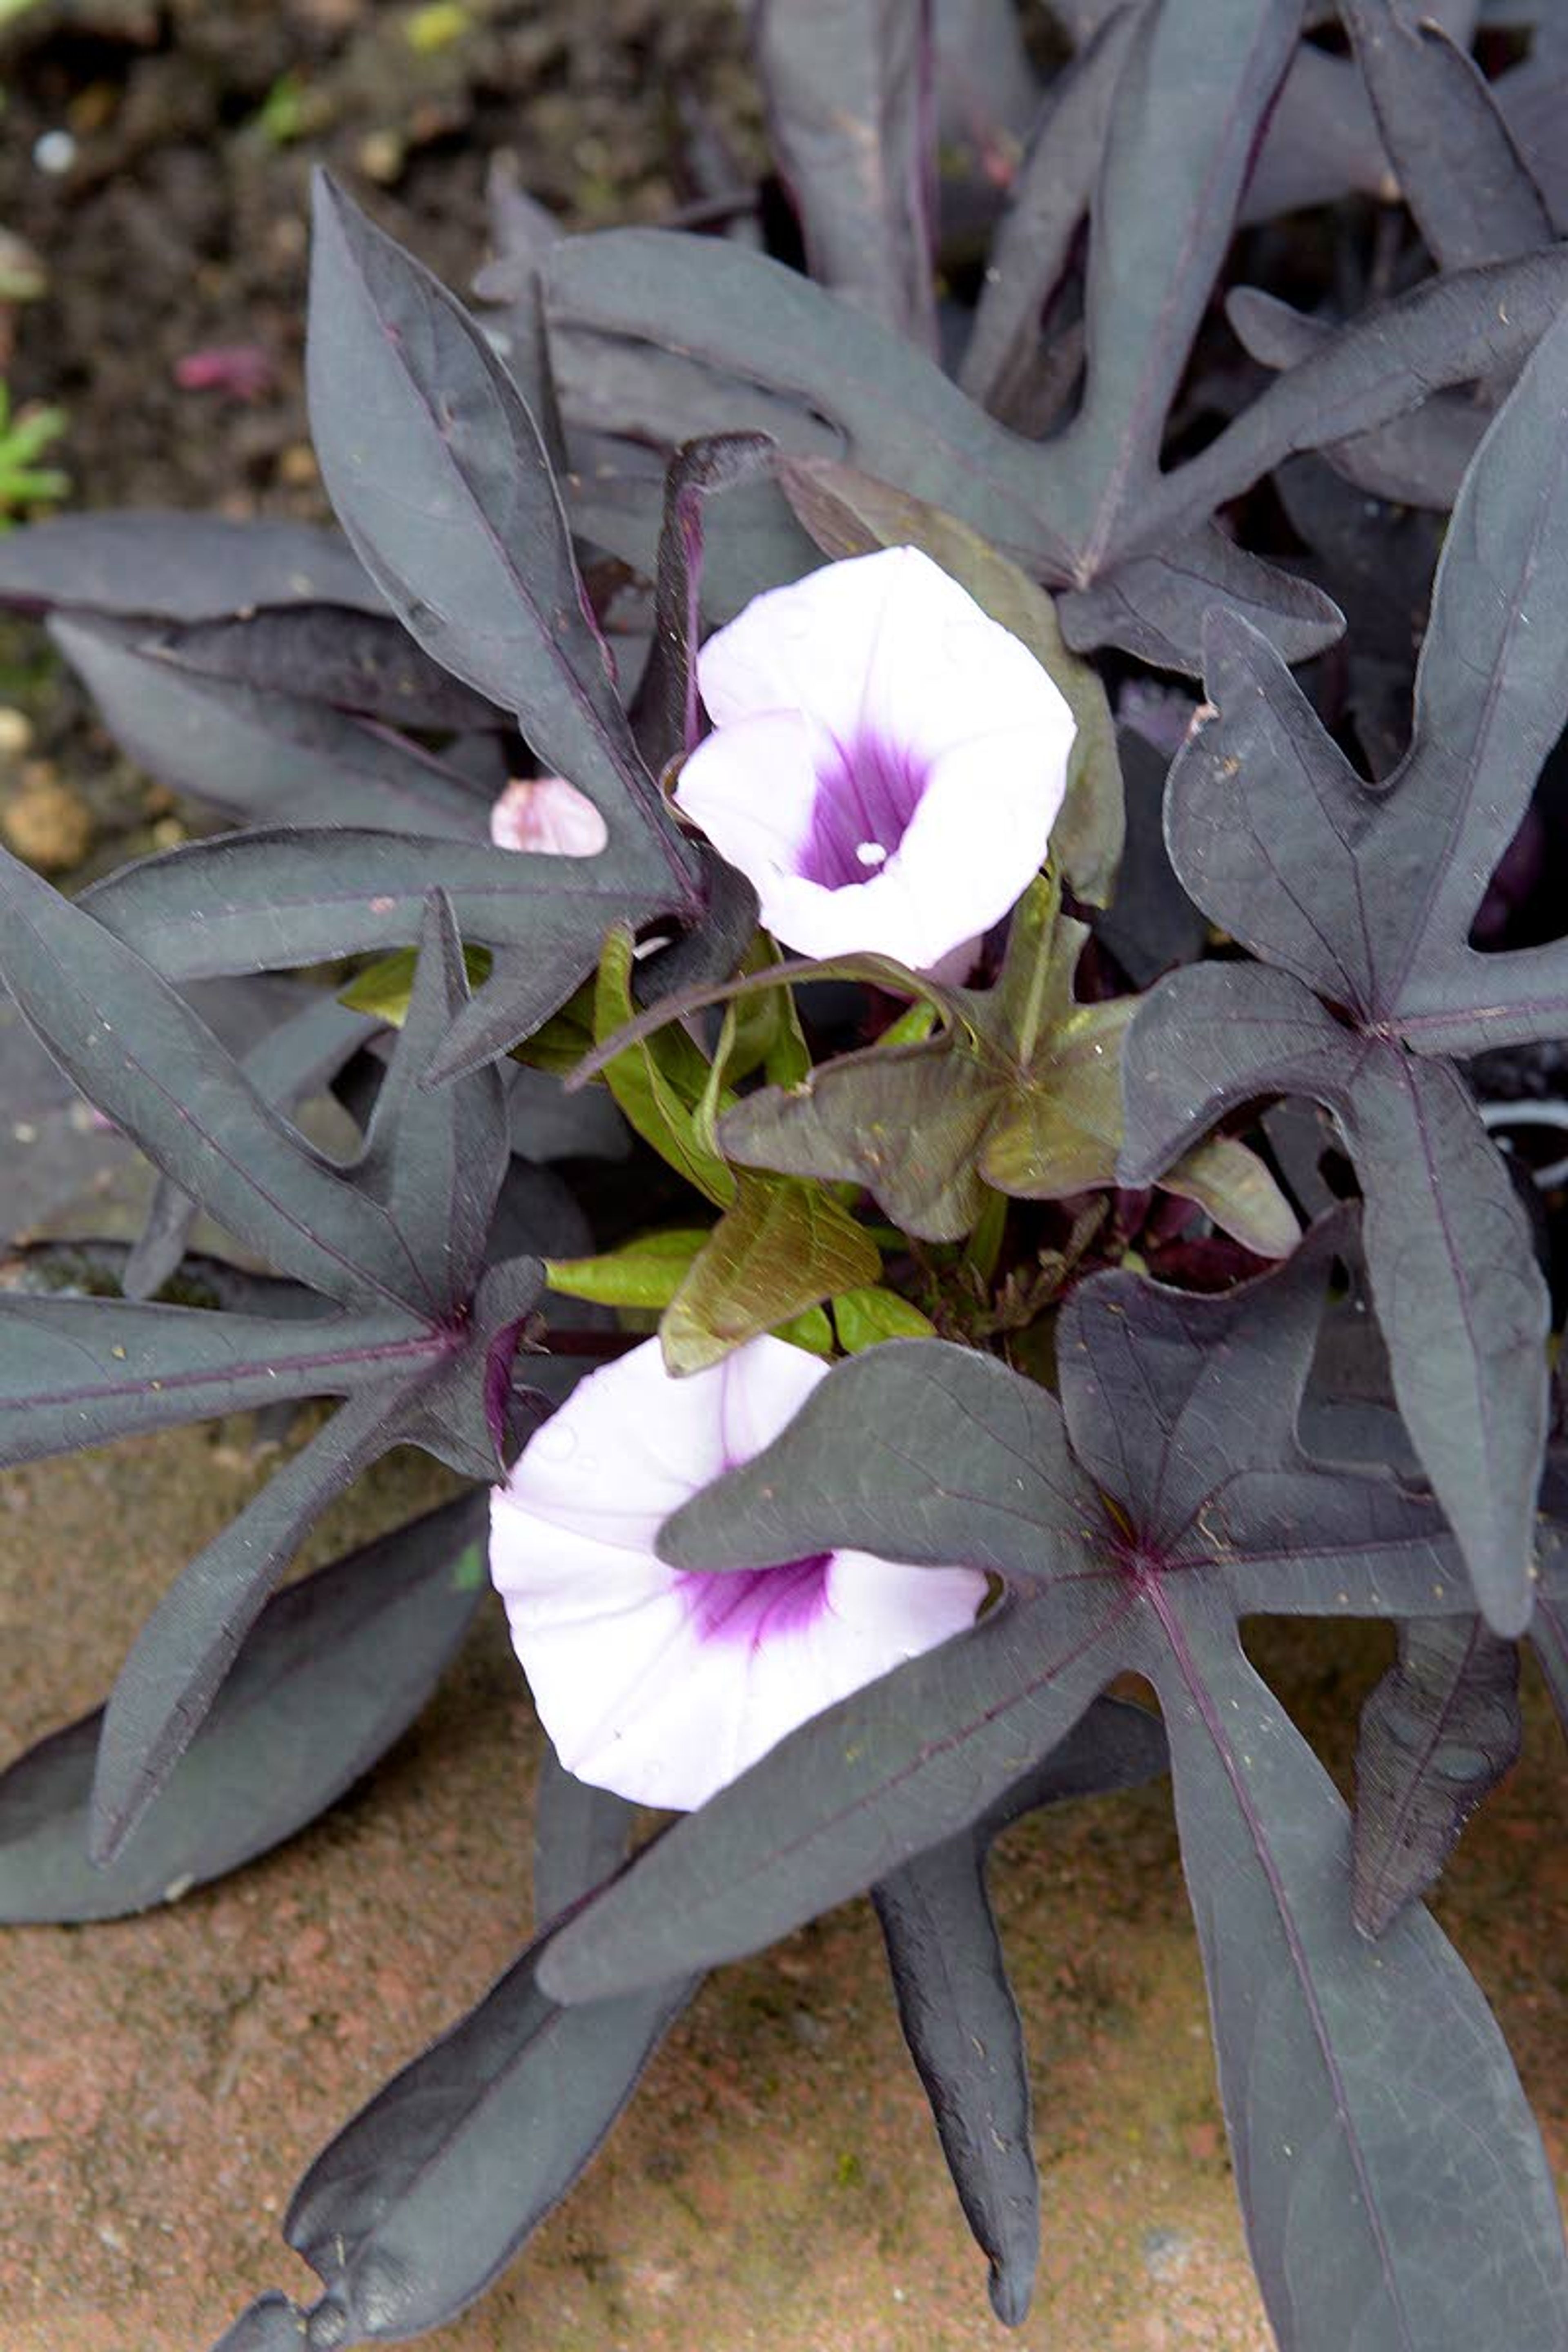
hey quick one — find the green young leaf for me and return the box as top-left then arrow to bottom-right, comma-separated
544,1228 -> 710,1310
832,1285 -> 938,1351
778,456 -> 1124,905
769,1303 -> 836,1357
510,976 -> 598,1080
341,941 -> 492,1025
660,1172 -> 881,1374
592,928 -> 735,1208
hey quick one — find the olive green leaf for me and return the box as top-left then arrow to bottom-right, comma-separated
661,1173 -> 881,1374
717,878 -> 1297,1256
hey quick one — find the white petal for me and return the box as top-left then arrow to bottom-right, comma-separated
872,725 -> 1070,966
489,775 -> 609,856
853,547 -> 1077,776
695,550 -> 907,743
671,708 -> 822,880
488,1334 -> 984,1810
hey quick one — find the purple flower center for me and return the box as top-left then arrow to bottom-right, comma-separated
796,729 -> 927,889
676,1554 -> 834,1652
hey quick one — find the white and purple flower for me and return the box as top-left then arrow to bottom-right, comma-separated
672,545 -> 1076,973
489,1334 -> 985,1810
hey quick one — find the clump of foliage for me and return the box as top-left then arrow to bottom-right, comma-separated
3,4 -> 1568,2348
0,380 -> 67,526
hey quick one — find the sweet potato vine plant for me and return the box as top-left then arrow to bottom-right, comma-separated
3,3 -> 1568,2347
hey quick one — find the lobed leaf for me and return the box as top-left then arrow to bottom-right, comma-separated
1351,1615 -> 1522,1938
0,1496 -> 487,1924
1341,1 -> 1553,271
50,615 -> 494,840
1041,0 -> 1304,558
0,840 -> 435,1312
269,1938 -> 694,2343
0,511 -> 382,621
87,1388 -> 406,1866
754,0 -> 938,352
307,176 -> 679,866
872,1697 -> 1167,2327
1148,1592 -> 1567,2352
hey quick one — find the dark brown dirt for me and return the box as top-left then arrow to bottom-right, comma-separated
0,0 -> 766,879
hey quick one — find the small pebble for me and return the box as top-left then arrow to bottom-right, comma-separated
357,129 -> 405,185
2,771 -> 94,872
0,707 -> 33,759
32,130 -> 78,177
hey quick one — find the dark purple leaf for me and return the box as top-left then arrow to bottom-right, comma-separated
531,1746 -> 636,1929
1167,247 -> 1568,539
1147,1587 -> 1565,2352
0,840 -> 435,1311
0,1494 -> 486,1924
270,1938 -> 693,2342
49,615 -> 494,840
307,176 -> 689,902
89,1384 -> 401,1864
958,4 -> 1140,420
81,829 -> 674,1068
1038,0 -> 1303,553
0,1289 -> 442,1469
0,512 -> 382,622
546,227 -> 1067,575
1120,305 -> 1568,1624
1121,967 -> 1547,1633
754,0 -> 938,352
1500,35 -> 1568,236
875,1835 -> 1038,2324
1341,2 -> 1554,270
537,1237 -> 1561,2350
125,994 -> 379,1301
543,1241 -> 1454,2004
209,2298 -> 302,2352
873,1699 -> 1167,2328
630,433 -> 777,779
347,893 -> 507,1312
472,159 -> 568,473
1227,290 -> 1486,510
135,604 -> 506,731
1238,40 -> 1386,220
1351,1615 -> 1521,1937
1057,525 -> 1343,672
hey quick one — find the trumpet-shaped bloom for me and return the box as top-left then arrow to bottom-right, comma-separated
672,545 -> 1076,971
489,1335 -> 985,1810
490,774 -> 608,857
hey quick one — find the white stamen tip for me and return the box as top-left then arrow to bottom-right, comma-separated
855,840 -> 888,867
